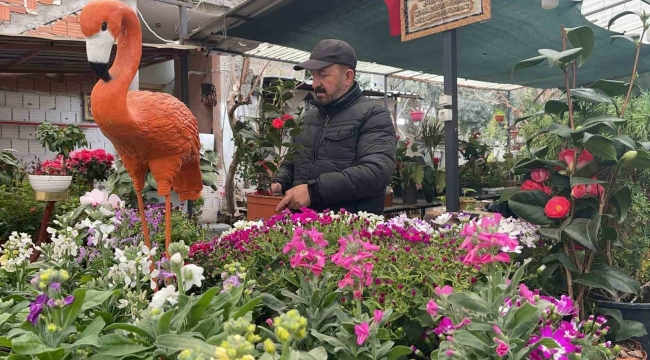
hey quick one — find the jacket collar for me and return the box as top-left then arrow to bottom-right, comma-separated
313,82 -> 363,117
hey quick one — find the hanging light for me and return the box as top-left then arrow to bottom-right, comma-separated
541,0 -> 559,10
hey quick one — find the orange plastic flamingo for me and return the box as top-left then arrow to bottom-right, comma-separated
79,0 -> 203,258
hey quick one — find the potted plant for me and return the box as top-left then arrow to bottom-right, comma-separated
410,109 -> 424,122
493,109 -> 505,123
235,79 -> 303,220
67,148 -> 115,190
507,21 -> 650,346
394,140 -> 436,204
30,123 -> 87,192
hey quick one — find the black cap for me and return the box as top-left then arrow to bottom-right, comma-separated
294,39 -> 357,71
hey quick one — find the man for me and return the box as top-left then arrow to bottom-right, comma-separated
272,39 -> 397,215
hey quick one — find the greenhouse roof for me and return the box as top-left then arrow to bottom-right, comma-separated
191,0 -> 650,89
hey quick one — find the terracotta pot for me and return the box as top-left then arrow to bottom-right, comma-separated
494,114 -> 505,122
246,193 -> 283,221
384,193 -> 394,208
410,111 -> 424,122
28,175 -> 72,192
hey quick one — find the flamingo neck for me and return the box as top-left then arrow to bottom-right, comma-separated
97,6 -> 142,97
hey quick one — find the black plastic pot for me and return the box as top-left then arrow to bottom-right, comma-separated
402,187 -> 418,205
598,300 -> 650,350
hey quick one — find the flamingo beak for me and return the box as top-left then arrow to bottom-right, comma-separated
85,31 -> 115,82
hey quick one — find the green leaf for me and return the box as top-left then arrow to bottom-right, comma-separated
563,218 -> 597,251
510,303 -> 542,339
157,309 -> 174,335
587,215 -> 601,247
104,323 -> 155,342
512,55 -> 547,77
231,296 -> 261,319
624,149 -> 650,169
588,79 -> 630,97
607,11 -> 637,29
602,226 -> 618,244
514,110 -> 545,125
573,273 -> 616,296
616,320 -> 648,342
538,227 -> 562,241
543,253 -> 580,273
609,34 -> 639,45
447,293 -> 490,315
187,287 -> 219,328
467,322 -> 497,332
155,334 -> 216,357
538,338 -> 561,349
571,88 -> 614,104
261,293 -> 286,312
67,335 -> 101,350
267,132 -> 282,150
566,26 -> 594,66
80,317 -> 106,338
544,100 -> 569,118
508,191 -> 555,226
497,187 -> 520,204
538,48 -> 583,66
0,336 -> 12,348
61,288 -> 86,328
613,135 -> 636,150
610,186 -> 631,223
592,264 -> 640,295
12,333 -> 51,355
548,123 -> 573,139
94,334 -> 152,357
81,290 -> 116,313
35,348 -> 65,360
453,330 -> 490,355
583,133 -> 617,161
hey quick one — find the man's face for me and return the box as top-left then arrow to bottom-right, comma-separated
311,65 -> 354,105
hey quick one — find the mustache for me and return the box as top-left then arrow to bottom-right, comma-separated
314,87 -> 326,94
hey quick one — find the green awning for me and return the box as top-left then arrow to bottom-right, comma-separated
212,0 -> 650,89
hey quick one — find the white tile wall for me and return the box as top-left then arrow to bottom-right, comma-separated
45,110 -> 61,122
55,96 -> 71,111
28,141 -> 46,156
61,111 -> 76,124
0,91 -> 5,107
12,109 -> 29,122
23,94 -> 39,109
1,125 -> 18,139
19,126 -> 36,140
30,110 -> 45,122
11,139 -> 28,154
0,108 -> 11,120
82,128 -> 98,142
40,96 -> 55,110
0,139 -> 11,150
5,92 -> 22,108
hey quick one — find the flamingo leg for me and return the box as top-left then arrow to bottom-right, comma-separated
165,195 -> 171,259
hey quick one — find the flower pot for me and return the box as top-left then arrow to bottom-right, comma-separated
402,187 -> 418,205
28,175 -> 72,192
494,115 -> 505,122
384,192 -> 394,208
410,111 -> 424,122
599,300 -> 650,352
246,193 -> 283,221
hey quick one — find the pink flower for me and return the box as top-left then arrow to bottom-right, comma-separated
426,299 -> 439,316
494,338 -> 509,357
266,318 -> 273,326
435,285 -> 454,296
571,184 -> 587,199
586,176 -> 605,198
355,323 -> 370,345
493,325 -> 503,335
338,273 -> 354,290
519,284 -> 535,304
80,189 -> 106,207
433,317 -> 455,335
559,148 -> 593,172
373,310 -> 383,323
530,168 -> 550,183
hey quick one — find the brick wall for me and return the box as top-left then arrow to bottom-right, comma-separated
0,74 -> 116,163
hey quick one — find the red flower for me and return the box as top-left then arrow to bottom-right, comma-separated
281,114 -> 294,122
520,180 -> 551,195
544,196 -> 571,219
432,157 -> 440,165
586,176 -> 605,198
271,118 -> 284,129
571,184 -> 587,199
559,148 -> 593,172
530,168 -> 550,183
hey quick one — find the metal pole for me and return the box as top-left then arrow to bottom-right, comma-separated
179,5 -> 193,217
384,75 -> 388,109
506,90 -> 511,149
443,29 -> 460,212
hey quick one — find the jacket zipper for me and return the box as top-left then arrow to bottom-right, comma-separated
307,114 -> 330,180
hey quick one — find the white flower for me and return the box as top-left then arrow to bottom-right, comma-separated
108,194 -> 124,210
117,299 -> 130,309
1,232 -> 34,272
149,285 -> 178,309
171,253 -> 183,265
80,189 -> 106,207
433,213 -> 453,225
77,218 -> 102,231
501,245 -> 523,254
181,264 -> 205,291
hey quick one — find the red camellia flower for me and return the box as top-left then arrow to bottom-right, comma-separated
571,184 -> 587,199
558,148 -> 593,172
432,157 -> 441,165
586,175 -> 605,198
530,168 -> 550,183
281,114 -> 294,122
271,118 -> 284,129
520,180 -> 551,195
544,196 -> 571,219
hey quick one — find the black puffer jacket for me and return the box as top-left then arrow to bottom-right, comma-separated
274,83 -> 397,214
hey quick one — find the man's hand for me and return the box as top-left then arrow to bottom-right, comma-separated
275,184 -> 311,211
271,183 -> 283,195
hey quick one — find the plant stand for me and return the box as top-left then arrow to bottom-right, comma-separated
30,191 -> 68,262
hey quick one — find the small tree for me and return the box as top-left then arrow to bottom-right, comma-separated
35,123 -> 88,167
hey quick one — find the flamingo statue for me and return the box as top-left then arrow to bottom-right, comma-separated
79,0 -> 203,258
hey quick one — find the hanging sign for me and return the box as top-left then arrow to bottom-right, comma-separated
400,0 -> 491,41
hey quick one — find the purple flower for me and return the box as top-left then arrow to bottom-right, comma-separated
27,294 -> 48,325
63,295 -> 74,306
49,283 -> 61,292
554,295 -> 578,316
529,325 -> 578,359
